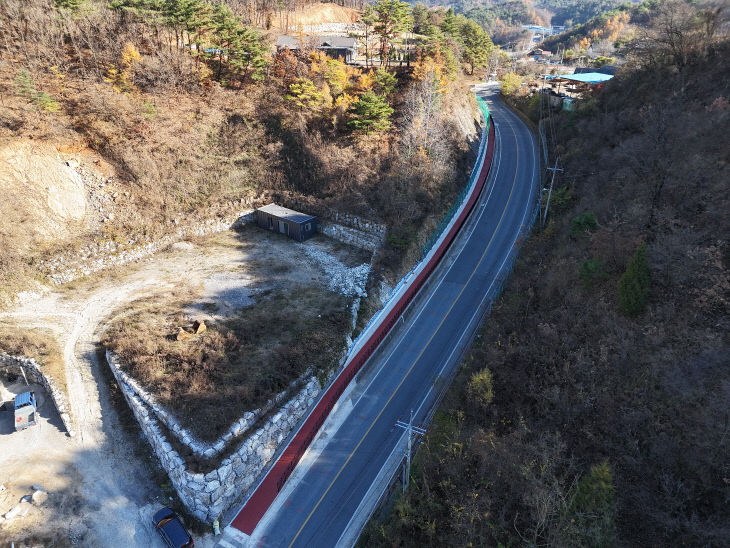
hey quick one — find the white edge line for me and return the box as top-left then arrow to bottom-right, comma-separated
335,98 -> 538,548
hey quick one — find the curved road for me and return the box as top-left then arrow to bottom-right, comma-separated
225,84 -> 539,548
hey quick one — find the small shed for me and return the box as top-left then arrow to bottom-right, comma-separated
14,391 -> 37,431
255,203 -> 317,242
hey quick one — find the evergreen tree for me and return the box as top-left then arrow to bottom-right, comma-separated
372,0 -> 411,68
440,8 -> 459,37
347,91 -> 393,134
209,2 -> 240,80
231,25 -> 267,81
373,67 -> 397,96
411,3 -> 429,35
618,242 -> 650,317
460,20 -> 493,75
361,5 -> 377,69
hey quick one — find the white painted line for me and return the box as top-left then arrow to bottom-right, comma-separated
334,100 -> 538,548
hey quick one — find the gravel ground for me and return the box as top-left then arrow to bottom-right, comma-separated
0,226 -> 370,546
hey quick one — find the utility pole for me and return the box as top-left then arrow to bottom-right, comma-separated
542,159 -> 563,227
395,410 -> 426,493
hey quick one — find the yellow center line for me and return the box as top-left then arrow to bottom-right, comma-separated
288,124 -> 521,548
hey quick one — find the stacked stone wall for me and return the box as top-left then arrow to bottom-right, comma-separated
318,222 -> 383,252
0,354 -> 74,436
111,362 -> 305,460
106,351 -> 320,522
42,211 -> 255,285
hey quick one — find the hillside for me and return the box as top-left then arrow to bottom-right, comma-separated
362,2 -> 729,546
411,0 -> 640,45
0,0 -> 490,307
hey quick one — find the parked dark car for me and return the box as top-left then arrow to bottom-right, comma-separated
152,508 -> 194,548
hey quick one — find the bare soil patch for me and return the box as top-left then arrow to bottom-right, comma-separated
289,2 -> 361,26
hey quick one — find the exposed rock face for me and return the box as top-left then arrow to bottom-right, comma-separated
0,141 -> 87,250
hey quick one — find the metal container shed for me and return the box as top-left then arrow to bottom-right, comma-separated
255,204 -> 317,242
14,391 -> 37,431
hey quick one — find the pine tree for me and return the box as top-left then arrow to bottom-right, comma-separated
440,8 -> 458,37
460,20 -> 493,75
373,67 -> 397,96
347,91 -> 393,134
209,2 -> 240,80
372,0 -> 411,68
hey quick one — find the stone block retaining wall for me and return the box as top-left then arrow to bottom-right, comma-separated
43,211 -> 255,285
106,351 -> 320,522
319,222 -> 384,252
110,360 -> 305,460
0,354 -> 74,436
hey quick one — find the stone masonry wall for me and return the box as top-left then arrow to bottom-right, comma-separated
0,354 -> 74,436
42,211 -> 255,285
110,360 -> 306,460
319,222 -> 384,252
106,351 -> 320,523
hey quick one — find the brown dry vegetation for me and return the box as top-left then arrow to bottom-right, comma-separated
362,9 -> 730,548
0,0 -> 478,306
0,327 -> 67,394
103,286 -> 350,442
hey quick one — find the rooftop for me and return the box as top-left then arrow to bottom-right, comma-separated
257,203 -> 316,224
275,34 -> 357,50
547,72 -> 614,84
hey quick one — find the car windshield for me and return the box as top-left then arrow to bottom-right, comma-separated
160,518 -> 190,545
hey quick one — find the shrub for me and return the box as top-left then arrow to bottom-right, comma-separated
500,71 -> 522,96
579,258 -> 608,287
618,242 -> 650,316
14,69 -> 60,112
467,366 -> 493,409
571,211 -> 598,235
560,462 -> 616,547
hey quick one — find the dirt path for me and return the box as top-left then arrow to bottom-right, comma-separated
0,236 -> 250,545
0,228 -> 369,545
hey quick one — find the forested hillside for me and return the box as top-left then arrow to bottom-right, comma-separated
409,0 -> 640,45
0,0 -> 495,305
362,1 -> 729,546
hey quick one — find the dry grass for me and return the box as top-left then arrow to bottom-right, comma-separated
0,327 -> 67,394
103,286 -> 350,442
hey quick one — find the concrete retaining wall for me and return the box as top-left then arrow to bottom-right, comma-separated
106,351 -> 320,522
0,354 -> 74,436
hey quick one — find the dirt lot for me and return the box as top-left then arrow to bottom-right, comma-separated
103,227 -> 369,442
0,225 -> 370,544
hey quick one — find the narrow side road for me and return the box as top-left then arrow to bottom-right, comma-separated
227,85 -> 540,547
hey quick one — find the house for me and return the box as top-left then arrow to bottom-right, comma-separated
275,35 -> 358,63
255,204 -> 317,242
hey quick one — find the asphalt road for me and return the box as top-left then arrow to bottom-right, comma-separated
231,84 -> 539,548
